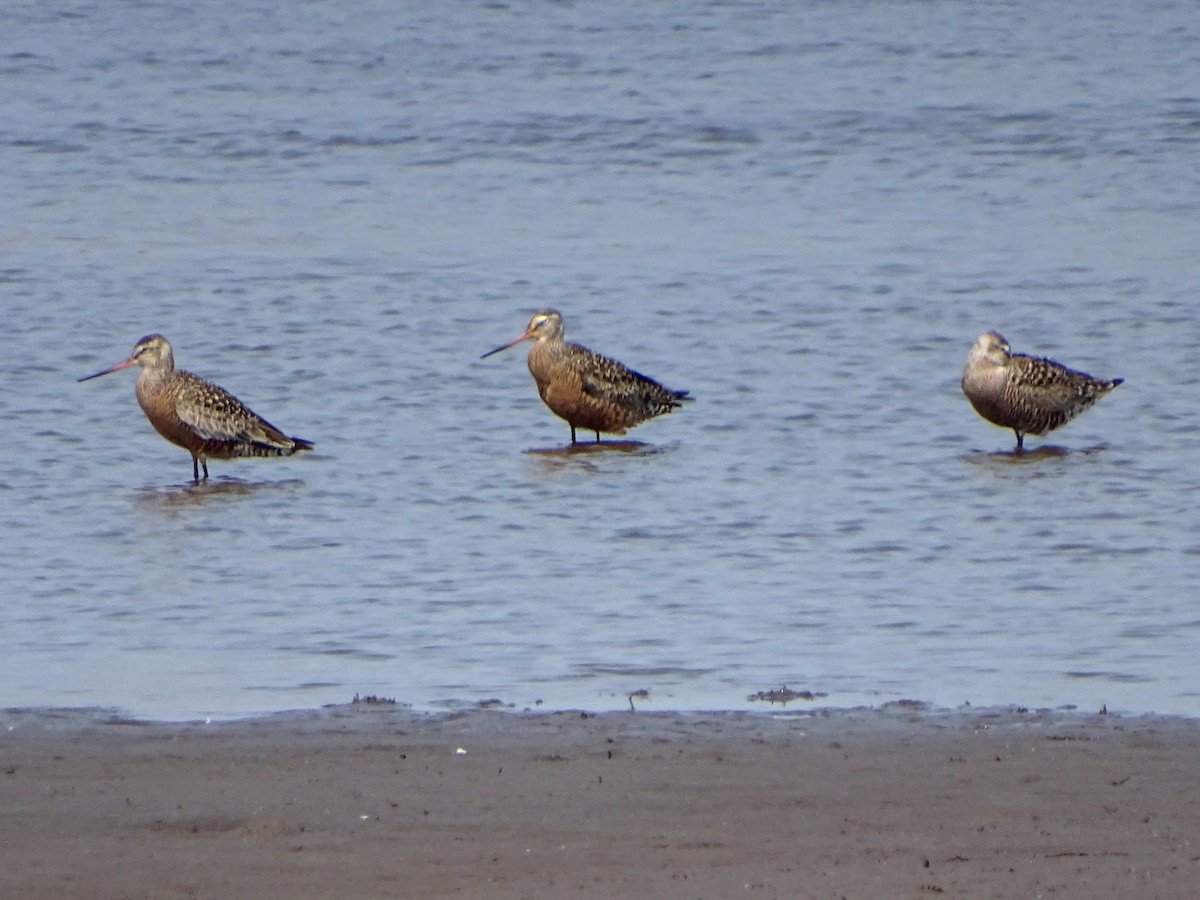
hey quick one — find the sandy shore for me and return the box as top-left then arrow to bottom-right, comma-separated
3,703 -> 1199,899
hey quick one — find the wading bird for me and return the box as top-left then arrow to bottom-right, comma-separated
961,330 -> 1123,451
79,334 -> 313,481
482,309 -> 691,444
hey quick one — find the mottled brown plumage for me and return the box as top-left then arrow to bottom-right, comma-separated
79,334 -> 313,481
482,309 -> 691,444
961,331 -> 1123,451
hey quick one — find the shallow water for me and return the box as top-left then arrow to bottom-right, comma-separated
3,0 -> 1199,720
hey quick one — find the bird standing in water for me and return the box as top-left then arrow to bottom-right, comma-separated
961,331 -> 1123,451
79,334 -> 314,482
482,308 -> 691,444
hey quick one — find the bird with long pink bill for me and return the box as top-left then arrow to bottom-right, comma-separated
482,308 -> 691,445
79,334 -> 313,482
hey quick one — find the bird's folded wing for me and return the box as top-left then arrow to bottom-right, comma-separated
174,380 -> 290,447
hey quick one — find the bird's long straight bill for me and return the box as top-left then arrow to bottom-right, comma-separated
77,357 -> 137,382
480,333 -> 530,359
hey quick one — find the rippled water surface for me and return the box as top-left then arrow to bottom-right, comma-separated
4,0 -> 1200,720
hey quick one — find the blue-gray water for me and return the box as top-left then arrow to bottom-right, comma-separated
3,1 -> 1199,720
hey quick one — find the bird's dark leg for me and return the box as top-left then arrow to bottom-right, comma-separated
191,455 -> 200,483
201,459 -> 209,480
570,425 -> 577,445
593,430 -> 600,443
1014,430 -> 1025,453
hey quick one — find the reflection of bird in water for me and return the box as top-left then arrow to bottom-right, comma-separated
482,308 -> 691,444
961,331 -> 1123,451
79,334 -> 314,482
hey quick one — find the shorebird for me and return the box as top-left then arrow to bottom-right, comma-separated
481,308 -> 691,444
961,331 -> 1123,451
79,334 -> 314,482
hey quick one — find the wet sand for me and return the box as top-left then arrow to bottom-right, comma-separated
3,703 -> 1199,899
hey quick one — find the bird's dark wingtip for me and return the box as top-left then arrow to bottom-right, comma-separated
292,437 -> 315,451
